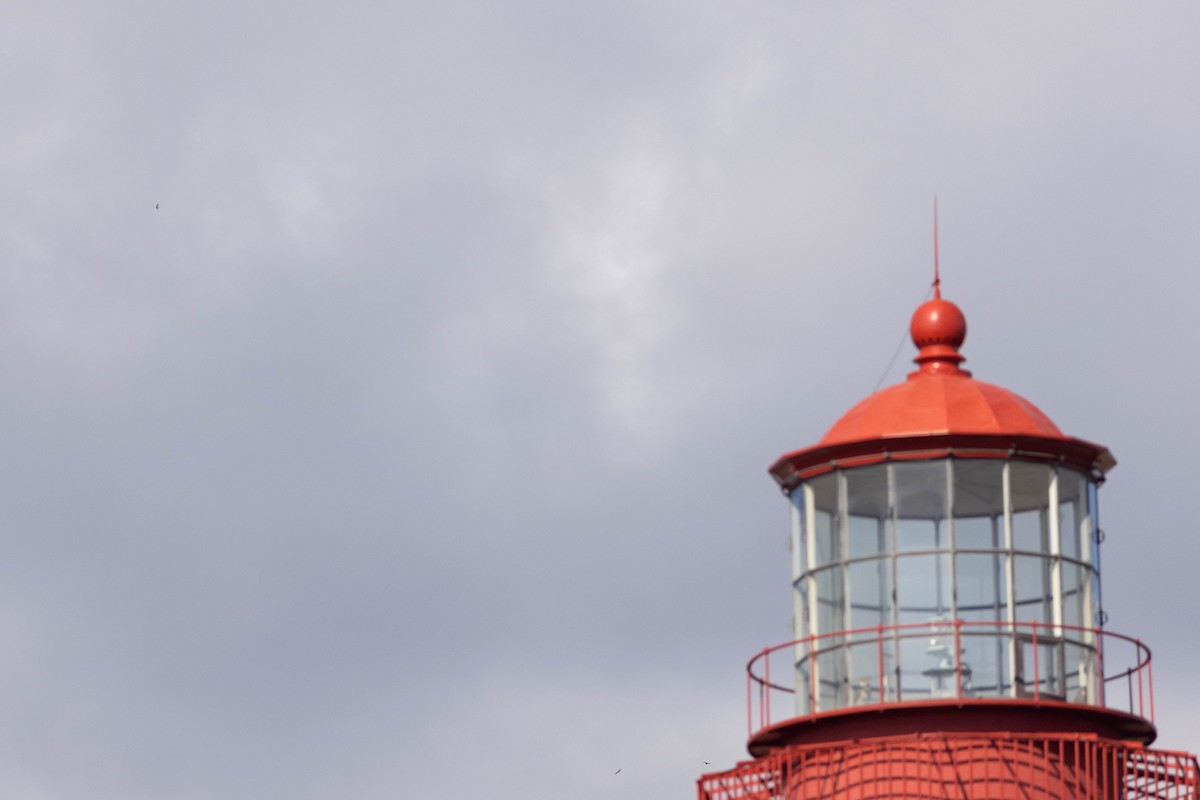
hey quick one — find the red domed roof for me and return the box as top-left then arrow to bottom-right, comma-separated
820,373 -> 1063,446
769,291 -> 1114,490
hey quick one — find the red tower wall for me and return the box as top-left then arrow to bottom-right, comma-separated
698,733 -> 1200,800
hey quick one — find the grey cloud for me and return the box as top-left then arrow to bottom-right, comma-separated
0,1 -> 1198,798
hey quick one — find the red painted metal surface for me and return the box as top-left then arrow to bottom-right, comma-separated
770,432 -> 1113,488
909,296 -> 968,374
768,293 -> 1115,487
746,621 -> 1154,746
698,732 -> 1200,800
748,699 -> 1157,756
820,371 -> 1060,444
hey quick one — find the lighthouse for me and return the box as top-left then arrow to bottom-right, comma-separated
698,282 -> 1199,798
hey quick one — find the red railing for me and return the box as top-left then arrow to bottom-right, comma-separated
747,620 -> 1152,739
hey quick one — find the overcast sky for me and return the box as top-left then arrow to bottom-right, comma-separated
2,2 -> 1199,798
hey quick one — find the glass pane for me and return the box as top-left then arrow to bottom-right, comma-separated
849,515 -> 886,560
1063,640 -> 1084,702
790,490 -> 807,576
897,632 -> 931,702
1086,481 -> 1100,570
954,460 -> 1004,550
847,640 -> 885,706
879,635 -> 898,702
896,553 -> 952,625
1087,482 -> 1102,626
1013,555 -> 1052,625
1010,462 -> 1050,553
1057,469 -> 1086,562
956,553 -> 1007,624
1016,639 -> 1064,699
814,566 -> 844,637
894,461 -> 949,552
846,465 -> 888,559
1063,639 -> 1099,705
794,576 -> 810,640
816,649 -> 846,710
956,626 -> 1008,698
849,558 -> 892,632
916,619 -> 960,700
810,472 -> 839,568
794,658 -> 813,716
896,517 -> 938,552
1061,560 -> 1087,631
1011,508 -> 1046,553
1062,561 -> 1079,630
954,515 -> 996,552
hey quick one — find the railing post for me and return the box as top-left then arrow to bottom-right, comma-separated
809,635 -> 817,715
1032,620 -> 1040,702
1148,647 -> 1155,723
765,646 -> 771,726
877,624 -> 884,705
1136,638 -> 1144,719
955,619 -> 963,699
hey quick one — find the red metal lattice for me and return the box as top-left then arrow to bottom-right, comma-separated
699,733 -> 1199,800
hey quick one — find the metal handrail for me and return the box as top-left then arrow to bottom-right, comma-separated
746,620 -> 1152,739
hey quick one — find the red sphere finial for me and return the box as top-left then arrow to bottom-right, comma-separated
910,296 -> 968,375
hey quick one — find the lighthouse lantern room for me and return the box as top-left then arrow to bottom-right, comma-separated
699,282 -> 1199,799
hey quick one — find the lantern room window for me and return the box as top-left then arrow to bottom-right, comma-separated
788,457 -> 1100,715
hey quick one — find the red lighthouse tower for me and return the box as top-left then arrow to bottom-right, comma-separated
698,283 -> 1199,799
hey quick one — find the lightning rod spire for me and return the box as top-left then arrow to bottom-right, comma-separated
933,195 -> 941,299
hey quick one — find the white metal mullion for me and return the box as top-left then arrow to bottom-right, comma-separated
887,463 -> 900,701
946,459 -> 957,621
790,494 -> 806,716
876,520 -> 887,621
876,517 -> 888,702
804,484 -> 819,712
1048,468 -> 1064,697
790,496 -> 804,640
944,459 -> 960,697
838,471 -> 852,707
1003,461 -> 1017,697
1079,492 -> 1094,628
992,512 -> 1004,694
1080,480 -> 1097,705
1049,469 -> 1063,634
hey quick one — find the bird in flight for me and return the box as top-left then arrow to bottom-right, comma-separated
156,204 -> 159,210
614,769 -> 621,775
